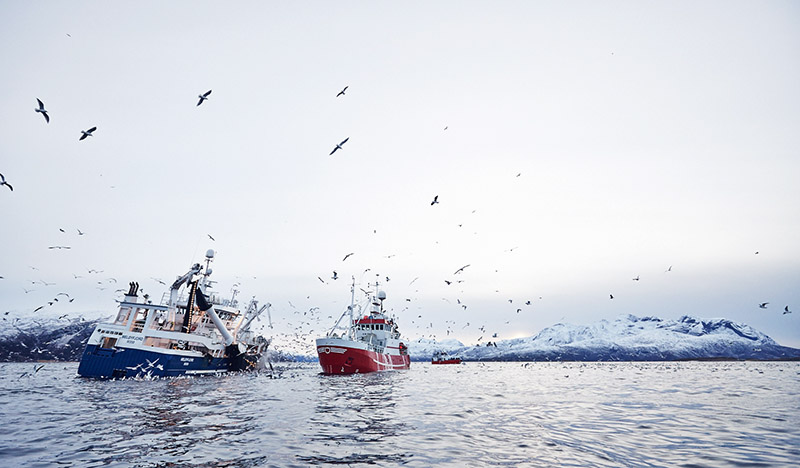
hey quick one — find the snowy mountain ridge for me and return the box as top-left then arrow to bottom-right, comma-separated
409,314 -> 797,361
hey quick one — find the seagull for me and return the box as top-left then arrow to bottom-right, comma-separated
197,89 -> 212,106
35,98 -> 49,123
632,276 -> 640,281
317,276 -> 326,284
759,302 -> 768,309
784,306 -> 792,314
342,253 -> 354,262
610,294 -> 614,299
48,246 -> 71,250
336,86 -> 348,97
329,137 -> 349,155
453,264 -> 470,275
430,195 -> 439,206
0,173 -> 12,192
77,229 -> 85,235
332,271 -> 338,280
665,266 -> 672,272
208,234 -> 215,241
79,127 -> 97,140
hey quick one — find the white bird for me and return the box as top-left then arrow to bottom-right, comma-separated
329,137 -> 349,155
197,89 -> 212,106
79,127 -> 97,141
35,98 -> 49,123
0,173 -> 12,192
336,86 -> 348,97
759,302 -> 769,309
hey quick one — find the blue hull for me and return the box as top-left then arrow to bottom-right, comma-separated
77,344 -> 258,379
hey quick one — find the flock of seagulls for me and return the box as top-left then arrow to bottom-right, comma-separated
3,80 -> 793,357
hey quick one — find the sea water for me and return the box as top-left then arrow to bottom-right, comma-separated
1,361 -> 798,467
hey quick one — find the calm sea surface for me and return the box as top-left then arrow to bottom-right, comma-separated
1,361 -> 798,467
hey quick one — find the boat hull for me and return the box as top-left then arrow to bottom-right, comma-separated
77,344 -> 260,379
432,358 -> 462,365
316,340 -> 410,375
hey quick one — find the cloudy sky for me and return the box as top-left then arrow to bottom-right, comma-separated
1,1 -> 798,352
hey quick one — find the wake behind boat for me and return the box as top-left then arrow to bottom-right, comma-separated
77,250 -> 271,379
316,279 -> 410,374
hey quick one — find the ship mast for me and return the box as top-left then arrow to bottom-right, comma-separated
348,276 -> 356,340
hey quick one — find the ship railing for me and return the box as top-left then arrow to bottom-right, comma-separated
160,292 -> 230,307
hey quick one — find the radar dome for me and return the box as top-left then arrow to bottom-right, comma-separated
205,249 -> 215,259
377,290 -> 387,301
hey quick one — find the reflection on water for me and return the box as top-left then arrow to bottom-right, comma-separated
1,361 -> 799,467
300,372 -> 411,465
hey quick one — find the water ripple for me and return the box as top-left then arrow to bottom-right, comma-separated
1,361 -> 799,467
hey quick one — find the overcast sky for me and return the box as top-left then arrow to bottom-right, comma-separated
1,1 -> 798,352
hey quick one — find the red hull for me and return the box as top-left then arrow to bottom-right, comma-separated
317,345 -> 410,374
432,359 -> 462,365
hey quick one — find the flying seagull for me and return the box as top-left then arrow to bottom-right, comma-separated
208,234 -> 215,241
0,173 -> 12,192
329,137 -> 349,155
77,229 -> 85,235
453,264 -> 470,275
331,271 -> 338,280
35,98 -> 49,123
336,86 -> 348,97
785,306 -> 792,315
342,253 -> 354,262
759,302 -> 768,309
430,195 -> 439,206
610,294 -> 614,299
197,89 -> 212,106
48,246 -> 71,250
79,127 -> 97,141
632,276 -> 640,281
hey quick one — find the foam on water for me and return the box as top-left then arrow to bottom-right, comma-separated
1,361 -> 798,467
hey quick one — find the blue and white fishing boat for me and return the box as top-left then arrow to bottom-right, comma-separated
77,250 -> 271,379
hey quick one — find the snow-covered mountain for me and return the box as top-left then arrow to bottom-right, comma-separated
408,315 -> 800,361
0,316 -> 104,362
1,314 -> 798,362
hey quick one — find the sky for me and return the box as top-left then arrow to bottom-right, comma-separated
1,1 -> 799,353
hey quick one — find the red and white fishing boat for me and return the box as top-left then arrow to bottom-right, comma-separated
316,280 -> 410,374
431,351 -> 462,365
